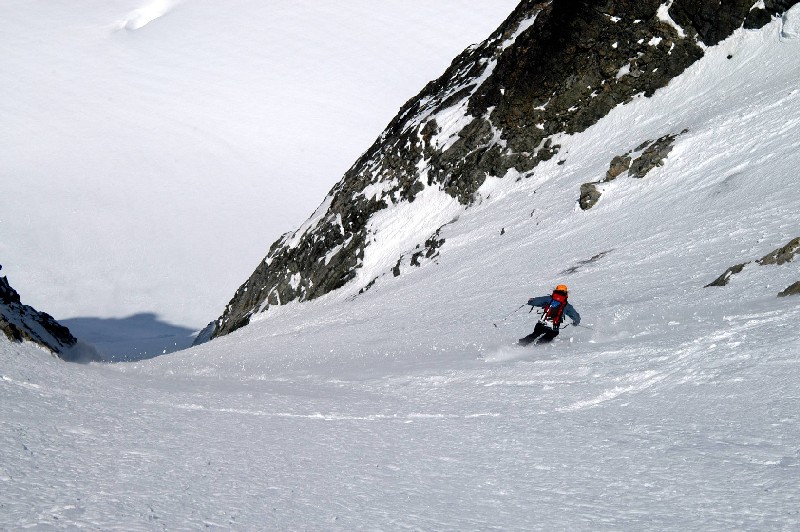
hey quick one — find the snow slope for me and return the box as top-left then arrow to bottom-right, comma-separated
2,8 -> 800,531
0,0 -> 517,331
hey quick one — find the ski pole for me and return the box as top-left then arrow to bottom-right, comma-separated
493,304 -> 527,327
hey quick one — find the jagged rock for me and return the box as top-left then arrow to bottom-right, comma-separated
705,237 -> 800,290
0,265 -> 95,361
579,132 -> 683,210
469,0 -> 705,161
212,0 -> 800,339
389,225 -> 449,279
629,133 -> 679,178
745,9 -> 774,30
667,0 -> 749,45
606,155 -> 632,181
411,232 -> 446,266
579,183 -> 603,211
778,281 -> 800,297
0,272 -> 22,305
757,236 -> 800,265
743,0 -> 800,30
705,262 -> 749,287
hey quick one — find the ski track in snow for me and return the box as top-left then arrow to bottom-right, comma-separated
2,9 -> 800,532
2,296 -> 799,530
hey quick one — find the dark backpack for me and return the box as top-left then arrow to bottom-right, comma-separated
539,291 -> 567,330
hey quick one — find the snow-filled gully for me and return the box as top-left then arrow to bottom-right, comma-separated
2,6 -> 800,531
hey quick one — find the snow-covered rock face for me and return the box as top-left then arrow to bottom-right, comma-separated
0,266 -> 94,361
212,0 -> 800,339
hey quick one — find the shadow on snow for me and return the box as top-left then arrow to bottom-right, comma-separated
61,313 -> 198,362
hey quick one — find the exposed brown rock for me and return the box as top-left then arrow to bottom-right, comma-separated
758,237 -> 800,266
778,281 -> 800,297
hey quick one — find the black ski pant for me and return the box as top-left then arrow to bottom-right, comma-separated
518,322 -> 559,346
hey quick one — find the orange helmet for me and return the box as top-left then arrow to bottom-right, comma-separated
555,284 -> 568,293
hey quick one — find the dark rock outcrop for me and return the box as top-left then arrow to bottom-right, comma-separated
579,131 -> 684,210
706,237 -> 800,290
705,262 -> 749,287
629,133 -> 682,178
579,182 -> 603,211
671,0 -> 799,42
0,265 -> 96,361
745,0 -> 798,29
669,0 -> 756,46
606,155 -> 633,181
757,236 -> 799,265
392,224 -> 449,280
0,272 -> 22,304
778,281 -> 800,297
212,0 -> 800,339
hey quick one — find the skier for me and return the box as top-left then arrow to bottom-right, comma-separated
518,284 -> 581,346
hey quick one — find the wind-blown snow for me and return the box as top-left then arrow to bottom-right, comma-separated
782,4 -> 800,39
0,0 -> 518,331
358,186 -> 461,286
116,0 -> 179,30
2,9 -> 799,532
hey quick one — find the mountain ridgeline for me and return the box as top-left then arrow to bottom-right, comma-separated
209,0 -> 799,340
0,265 -> 96,361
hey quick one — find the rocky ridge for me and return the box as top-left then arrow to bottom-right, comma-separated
211,0 -> 800,339
0,265 -> 93,360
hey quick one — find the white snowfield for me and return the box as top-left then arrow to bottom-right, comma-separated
2,8 -> 800,532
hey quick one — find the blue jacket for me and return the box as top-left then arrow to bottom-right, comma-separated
527,296 -> 581,326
